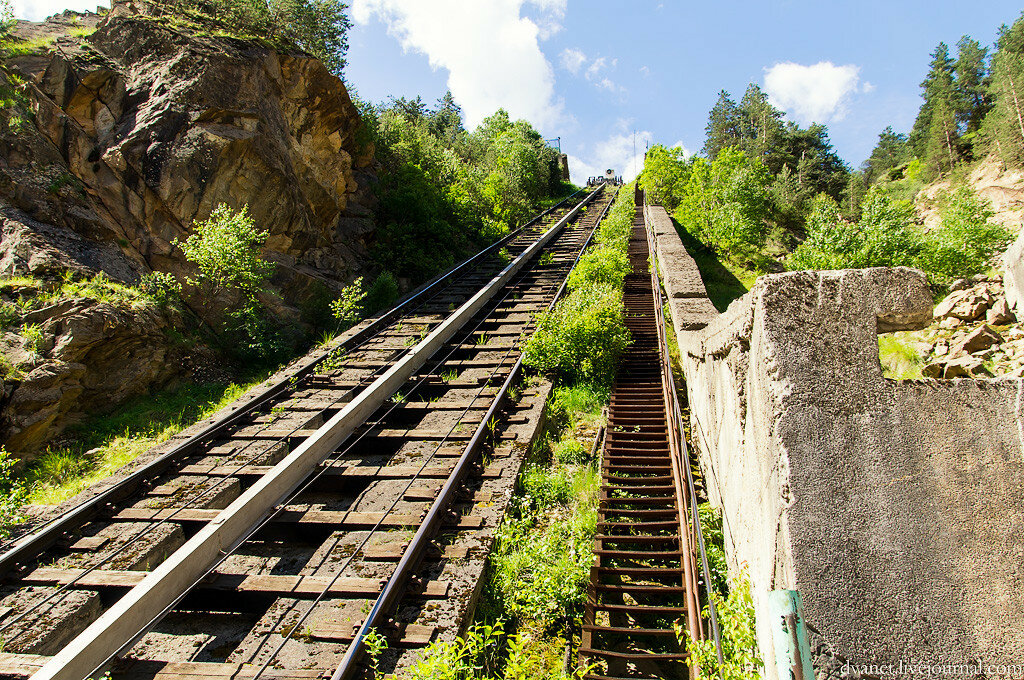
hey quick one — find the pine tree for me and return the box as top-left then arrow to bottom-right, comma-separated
909,42 -> 956,159
924,94 -> 961,176
954,36 -> 991,143
703,90 -> 743,160
863,126 -> 911,184
983,13 -> 1024,165
429,91 -> 464,145
738,84 -> 785,169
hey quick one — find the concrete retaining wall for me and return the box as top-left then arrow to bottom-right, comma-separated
651,206 -> 1024,677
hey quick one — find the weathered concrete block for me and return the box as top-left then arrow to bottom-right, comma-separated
679,267 -> 1024,678
644,204 -> 717,330
0,586 -> 101,654
1004,228 -> 1024,313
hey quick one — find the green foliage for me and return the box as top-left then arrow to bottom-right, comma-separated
22,378 -> 262,505
918,186 -> 1012,280
361,95 -> 566,283
168,0 -> 351,75
20,322 -> 42,355
683,570 -> 763,680
879,334 -> 924,380
0,448 -> 27,539
400,620 -> 580,680
551,437 -> 590,465
136,272 -> 181,306
674,146 -> 771,265
176,204 -> 273,296
640,144 -> 690,211
363,628 -> 388,680
790,184 -> 1009,283
329,276 -> 365,330
0,301 -> 17,330
523,283 -> 629,385
697,503 -> 728,596
489,465 -> 598,629
363,271 -> 399,315
566,247 -> 629,291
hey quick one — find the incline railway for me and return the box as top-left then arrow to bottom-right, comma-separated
579,194 -> 719,680
0,186 -> 615,680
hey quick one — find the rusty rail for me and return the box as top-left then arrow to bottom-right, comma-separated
578,204 -> 700,680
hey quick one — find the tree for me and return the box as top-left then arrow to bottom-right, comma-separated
639,144 -> 690,210
862,126 -> 911,184
909,42 -> 956,160
675,146 -> 771,262
429,91 -> 464,145
982,13 -> 1024,165
703,90 -> 743,160
954,36 -> 991,142
738,84 -> 785,168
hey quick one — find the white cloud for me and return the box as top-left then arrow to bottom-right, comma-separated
14,0 -> 105,21
559,48 -> 587,75
568,127 -> 658,185
352,0 -> 568,130
763,61 -> 870,124
639,65 -> 650,78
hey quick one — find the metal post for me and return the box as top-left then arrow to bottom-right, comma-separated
767,590 -> 814,680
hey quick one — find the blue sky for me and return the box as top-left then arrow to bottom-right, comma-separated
16,0 -> 1024,184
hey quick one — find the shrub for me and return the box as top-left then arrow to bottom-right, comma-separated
136,272 -> 181,306
329,276 -> 365,330
567,247 -> 630,291
0,448 -> 26,539
20,323 -> 43,356
523,284 -> 630,385
916,186 -> 1012,282
682,570 -> 763,680
176,204 -> 273,295
363,271 -> 399,314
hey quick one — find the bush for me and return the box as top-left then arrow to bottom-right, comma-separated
917,186 -> 1012,281
0,448 -> 26,539
329,276 -> 365,330
363,271 -> 399,314
136,272 -> 181,306
552,437 -> 590,465
567,247 -> 630,291
789,184 -> 1011,284
175,204 -> 273,295
682,570 -> 763,680
523,284 -> 630,385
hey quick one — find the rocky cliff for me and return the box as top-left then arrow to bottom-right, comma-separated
0,6 -> 377,453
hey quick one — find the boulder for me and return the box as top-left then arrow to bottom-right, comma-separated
951,325 -> 1003,357
933,289 -> 992,322
987,297 -> 1016,325
942,356 -> 991,379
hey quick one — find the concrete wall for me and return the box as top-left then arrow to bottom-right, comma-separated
651,206 -> 1024,677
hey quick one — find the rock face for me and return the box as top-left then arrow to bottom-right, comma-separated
918,154 -> 1024,234
0,7 -> 378,452
4,6 -> 375,304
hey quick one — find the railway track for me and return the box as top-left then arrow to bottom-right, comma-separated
0,185 -> 615,680
579,200 -> 705,680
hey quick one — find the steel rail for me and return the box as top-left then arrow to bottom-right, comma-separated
98,206 -> 596,680
331,186 -> 615,680
30,188 -> 600,680
0,188 -> 588,582
0,191 -> 595,644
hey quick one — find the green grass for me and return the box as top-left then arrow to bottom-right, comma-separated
22,379 -> 263,505
878,333 -> 924,380
5,35 -> 57,56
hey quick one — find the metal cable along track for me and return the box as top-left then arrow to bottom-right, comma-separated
579,202 -> 705,680
0,187 -> 614,680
